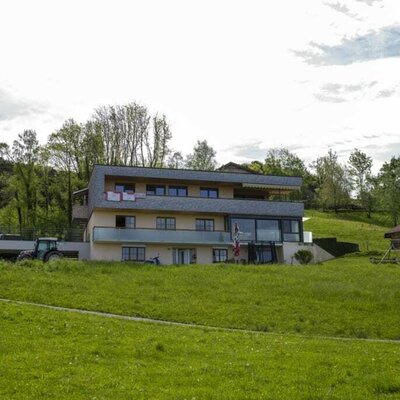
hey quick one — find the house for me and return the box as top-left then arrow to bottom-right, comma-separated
72,163 -> 317,264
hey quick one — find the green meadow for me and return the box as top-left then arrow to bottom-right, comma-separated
304,210 -> 390,252
1,258 -> 400,340
1,301 -> 400,400
1,211 -> 400,399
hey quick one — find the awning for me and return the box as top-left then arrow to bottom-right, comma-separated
384,225 -> 400,238
241,183 -> 301,190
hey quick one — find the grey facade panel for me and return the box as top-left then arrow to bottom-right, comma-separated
88,165 -> 304,218
95,196 -> 304,217
93,165 -> 302,187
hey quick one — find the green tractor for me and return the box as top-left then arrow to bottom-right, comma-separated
17,237 -> 64,262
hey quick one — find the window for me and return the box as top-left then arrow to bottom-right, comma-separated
168,186 -> 188,197
283,220 -> 300,242
146,185 -> 165,196
156,217 -> 176,230
116,215 -> 135,228
213,249 -> 228,263
196,219 -> 215,231
256,220 -> 281,242
115,183 -> 135,193
230,218 -> 255,241
200,187 -> 219,198
122,247 -> 145,261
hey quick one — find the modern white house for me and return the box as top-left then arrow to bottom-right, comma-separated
72,163 -> 325,264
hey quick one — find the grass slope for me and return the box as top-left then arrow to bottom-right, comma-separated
1,258 -> 400,340
304,210 -> 390,252
2,301 -> 400,400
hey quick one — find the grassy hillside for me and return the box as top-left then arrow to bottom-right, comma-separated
2,301 -> 400,400
304,210 -> 391,252
2,213 -> 399,398
1,258 -> 400,340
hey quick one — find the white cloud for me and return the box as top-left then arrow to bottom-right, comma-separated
0,0 -> 399,172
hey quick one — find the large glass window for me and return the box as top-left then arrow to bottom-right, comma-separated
200,188 -> 219,198
122,247 -> 145,261
283,220 -> 300,242
213,249 -> 228,263
256,220 -> 281,242
196,219 -> 214,231
115,183 -> 135,193
230,218 -> 255,241
116,215 -> 135,228
168,186 -> 188,197
156,217 -> 176,230
146,185 -> 166,196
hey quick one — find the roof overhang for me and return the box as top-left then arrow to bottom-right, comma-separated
241,183 -> 301,191
73,188 -> 89,197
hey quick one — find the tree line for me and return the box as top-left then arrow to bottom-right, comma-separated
0,102 -> 217,233
0,100 -> 399,235
245,147 -> 400,226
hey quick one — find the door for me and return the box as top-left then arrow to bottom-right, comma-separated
173,249 -> 194,264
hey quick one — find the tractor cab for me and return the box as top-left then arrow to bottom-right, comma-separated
35,238 -> 59,260
17,237 -> 63,262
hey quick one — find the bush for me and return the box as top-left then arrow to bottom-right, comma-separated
294,249 -> 313,265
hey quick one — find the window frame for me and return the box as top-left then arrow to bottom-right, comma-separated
146,185 -> 166,196
200,187 -> 219,198
168,186 -> 188,197
282,219 -> 301,242
156,217 -> 176,230
115,183 -> 135,193
196,218 -> 215,231
116,215 -> 136,228
122,246 -> 145,262
213,248 -> 228,263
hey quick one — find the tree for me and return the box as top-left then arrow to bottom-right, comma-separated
81,121 -> 105,181
167,151 -> 185,169
48,120 -> 84,227
348,149 -> 375,218
185,140 -> 217,170
376,157 -> 400,226
91,103 -> 172,167
312,149 -> 352,212
262,148 -> 307,177
147,114 -> 172,167
0,130 -> 41,229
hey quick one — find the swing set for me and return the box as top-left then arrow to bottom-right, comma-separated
370,225 -> 400,264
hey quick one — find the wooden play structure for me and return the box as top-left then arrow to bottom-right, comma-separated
370,225 -> 400,264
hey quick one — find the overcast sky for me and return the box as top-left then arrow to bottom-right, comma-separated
0,0 -> 399,171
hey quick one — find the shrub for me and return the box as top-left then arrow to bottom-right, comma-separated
294,249 -> 313,265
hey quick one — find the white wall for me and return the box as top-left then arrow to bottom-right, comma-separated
282,242 -> 334,264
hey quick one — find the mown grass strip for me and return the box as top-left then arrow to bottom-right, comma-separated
2,301 -> 400,400
1,257 -> 400,340
2,297 -> 400,346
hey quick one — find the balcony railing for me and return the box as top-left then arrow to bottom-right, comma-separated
93,227 -> 231,245
94,193 -> 304,218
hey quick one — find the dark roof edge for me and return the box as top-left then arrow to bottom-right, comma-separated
92,163 -> 303,180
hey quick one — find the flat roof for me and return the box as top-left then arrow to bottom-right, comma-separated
92,164 -> 302,187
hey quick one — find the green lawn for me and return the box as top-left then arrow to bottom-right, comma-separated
1,258 -> 400,340
1,301 -> 400,400
304,210 -> 390,252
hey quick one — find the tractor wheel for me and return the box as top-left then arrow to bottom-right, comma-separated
44,251 -> 63,262
16,253 -> 33,262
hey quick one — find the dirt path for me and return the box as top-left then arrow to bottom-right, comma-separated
1,297 -> 399,345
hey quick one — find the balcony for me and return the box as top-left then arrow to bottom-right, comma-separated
92,227 -> 231,245
72,205 -> 89,220
95,194 -> 304,218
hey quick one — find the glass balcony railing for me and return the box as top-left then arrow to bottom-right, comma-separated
92,227 -> 231,245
